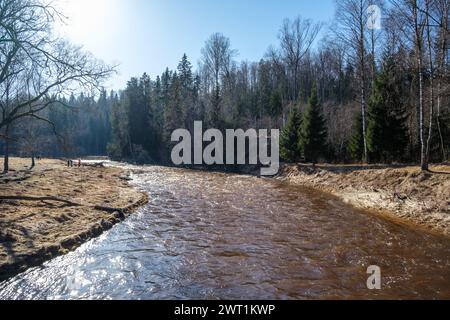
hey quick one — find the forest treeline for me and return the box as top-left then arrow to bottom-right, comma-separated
1,0 -> 449,172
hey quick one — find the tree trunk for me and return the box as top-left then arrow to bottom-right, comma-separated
437,79 -> 446,161
436,86 -> 447,161
436,0 -> 448,161
413,1 -> 428,171
31,154 -> 35,169
359,4 -> 368,164
3,125 -> 10,174
3,151 -> 9,174
361,81 -> 368,163
425,0 -> 434,166
419,57 -> 427,171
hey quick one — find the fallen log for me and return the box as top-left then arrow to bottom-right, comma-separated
93,205 -> 121,213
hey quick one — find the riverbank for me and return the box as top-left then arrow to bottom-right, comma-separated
0,158 -> 148,281
277,163 -> 450,237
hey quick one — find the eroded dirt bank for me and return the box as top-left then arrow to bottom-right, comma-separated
0,158 -> 148,281
277,164 -> 450,237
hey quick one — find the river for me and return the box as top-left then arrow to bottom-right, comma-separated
0,164 -> 449,299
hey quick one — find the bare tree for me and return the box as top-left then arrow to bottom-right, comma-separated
413,0 -> 428,170
333,0 -> 376,163
0,0 -> 115,172
390,0 -> 433,170
434,0 -> 449,161
277,16 -> 322,102
425,0 -> 435,165
265,45 -> 289,125
200,33 -> 237,127
17,115 -> 51,168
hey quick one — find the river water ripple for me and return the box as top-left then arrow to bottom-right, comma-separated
0,164 -> 449,299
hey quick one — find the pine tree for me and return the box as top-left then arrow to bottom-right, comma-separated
280,107 -> 302,162
366,58 -> 408,163
299,85 -> 328,164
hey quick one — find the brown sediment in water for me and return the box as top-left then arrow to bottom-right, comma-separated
277,163 -> 450,237
0,158 -> 148,281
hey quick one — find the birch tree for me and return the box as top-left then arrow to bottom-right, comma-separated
333,0 -> 376,163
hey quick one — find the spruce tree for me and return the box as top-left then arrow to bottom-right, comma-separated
280,107 -> 302,162
177,54 -> 193,91
299,85 -> 328,164
269,89 -> 283,118
177,54 -> 195,128
124,77 -> 151,152
164,72 -> 183,143
366,58 -> 408,163
349,112 -> 365,162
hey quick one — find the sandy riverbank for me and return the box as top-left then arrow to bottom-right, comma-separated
0,158 -> 148,281
277,163 -> 450,237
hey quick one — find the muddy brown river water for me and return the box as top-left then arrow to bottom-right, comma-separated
0,164 -> 449,299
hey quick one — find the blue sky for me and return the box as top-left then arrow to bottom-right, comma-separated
57,0 -> 336,90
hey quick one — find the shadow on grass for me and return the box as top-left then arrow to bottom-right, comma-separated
427,169 -> 450,175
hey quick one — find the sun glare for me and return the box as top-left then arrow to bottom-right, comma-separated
55,0 -> 119,44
